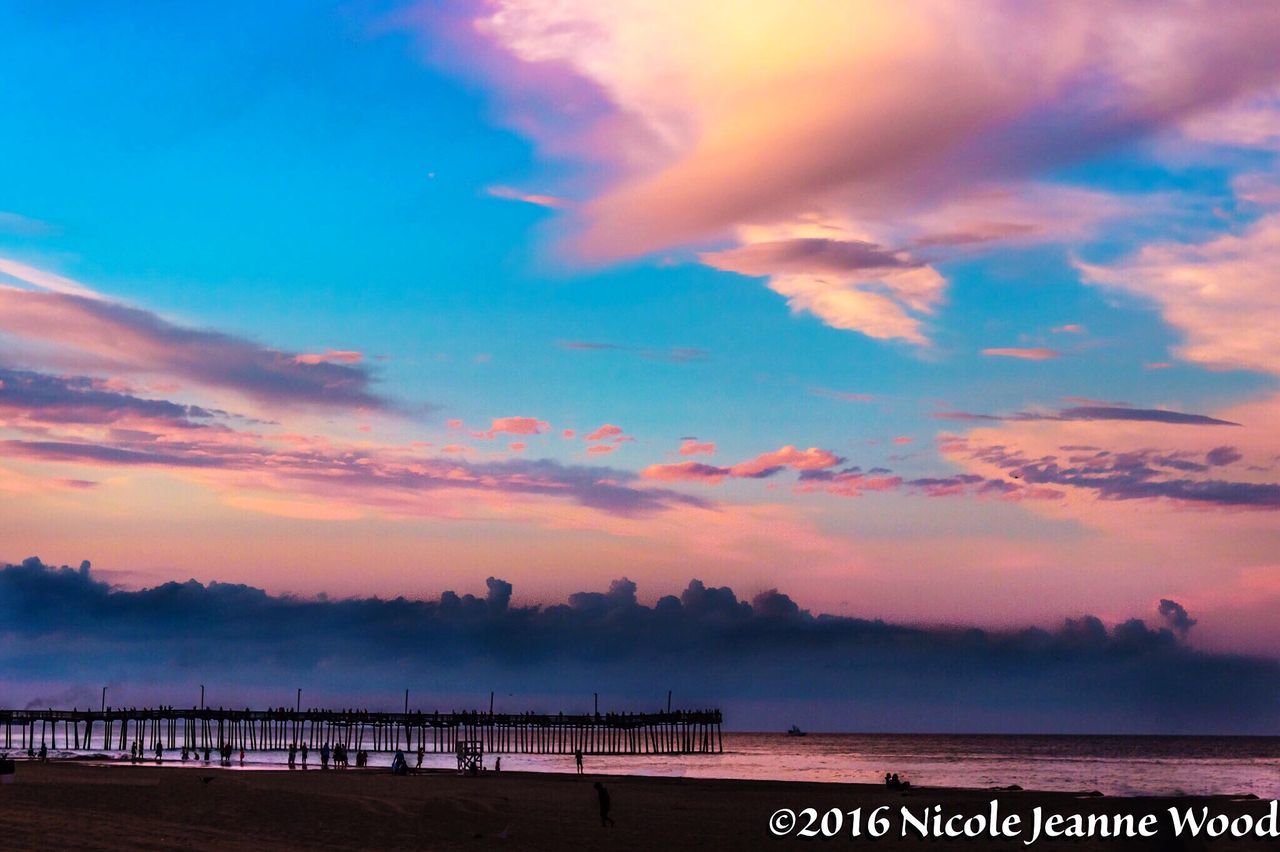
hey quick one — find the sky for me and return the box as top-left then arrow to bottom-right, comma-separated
2,2 -> 1280,725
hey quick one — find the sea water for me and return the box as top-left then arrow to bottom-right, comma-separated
39,733 -> 1280,799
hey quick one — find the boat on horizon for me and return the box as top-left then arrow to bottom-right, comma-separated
786,725 -> 806,737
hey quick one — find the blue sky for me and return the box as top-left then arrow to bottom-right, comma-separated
2,1 -> 1279,663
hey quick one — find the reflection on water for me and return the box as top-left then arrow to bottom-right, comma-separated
36,733 -> 1280,798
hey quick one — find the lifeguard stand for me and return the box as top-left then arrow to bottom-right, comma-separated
456,739 -> 483,775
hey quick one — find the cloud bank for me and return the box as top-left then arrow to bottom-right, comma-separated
3,558 -> 1277,733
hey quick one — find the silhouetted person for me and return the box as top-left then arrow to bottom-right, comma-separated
38,743 -> 47,763
321,742 -> 330,769
594,782 -> 614,827
494,756 -> 501,773
417,744 -> 425,769
575,748 -> 584,774
288,743 -> 297,768
203,746 -> 211,763
391,749 -> 408,776
301,743 -> 309,768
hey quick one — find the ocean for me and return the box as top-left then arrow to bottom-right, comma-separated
42,733 -> 1280,798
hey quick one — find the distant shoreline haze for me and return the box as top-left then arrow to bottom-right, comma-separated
3,558 -> 1277,735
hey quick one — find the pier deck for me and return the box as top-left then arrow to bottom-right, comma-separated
1,707 -> 723,755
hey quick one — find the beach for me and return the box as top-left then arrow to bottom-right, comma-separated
2,762 -> 1276,850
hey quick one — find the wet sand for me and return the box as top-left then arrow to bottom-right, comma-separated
0,761 -> 1275,850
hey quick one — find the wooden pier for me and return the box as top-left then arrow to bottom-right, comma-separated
0,707 -> 723,756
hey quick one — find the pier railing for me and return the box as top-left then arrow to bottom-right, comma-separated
1,707 -> 724,755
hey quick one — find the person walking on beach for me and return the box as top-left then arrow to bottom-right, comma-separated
320,742 -> 330,769
574,748 -> 583,774
301,743 -> 308,769
288,743 -> 297,768
594,782 -> 614,827
155,744 -> 163,764
416,744 -> 425,769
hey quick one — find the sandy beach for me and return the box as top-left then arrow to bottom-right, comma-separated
1,762 -> 1276,850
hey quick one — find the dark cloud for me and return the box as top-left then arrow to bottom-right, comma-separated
0,367 -> 216,428
0,290 -> 387,411
2,559 -> 1277,733
1206,445 -> 1244,466
1058,406 -> 1241,426
1157,599 -> 1197,638
934,405 -> 1240,426
0,436 -> 707,516
911,223 -> 1038,248
965,443 -> 1280,509
700,238 -> 916,277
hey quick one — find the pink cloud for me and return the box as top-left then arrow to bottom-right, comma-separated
509,441 -> 527,452
584,423 -> 623,442
414,1 -> 1280,345
679,440 -> 716,456
460,3 -> 1280,258
892,436 -> 913,445
1078,213 -> 1280,376
730,445 -> 842,478
447,418 -> 464,429
486,184 -> 570,209
641,461 -> 730,484
801,472 -> 904,498
478,416 -> 549,438
562,428 -> 576,439
1052,324 -> 1086,335
809,388 -> 874,403
0,279 -> 384,411
982,347 -> 1061,361
586,444 -> 616,455
293,350 -> 364,365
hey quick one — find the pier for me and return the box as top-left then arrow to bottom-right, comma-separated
1,707 -> 723,756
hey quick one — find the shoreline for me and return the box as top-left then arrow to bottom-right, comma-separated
7,750 -> 1275,801
2,761 -> 1276,850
